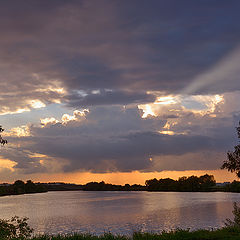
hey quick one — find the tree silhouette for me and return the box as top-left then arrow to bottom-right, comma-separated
0,126 -> 7,146
13,180 -> 25,194
145,174 -> 215,191
221,122 -> 240,177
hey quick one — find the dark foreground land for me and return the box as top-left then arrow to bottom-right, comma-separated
5,228 -> 240,240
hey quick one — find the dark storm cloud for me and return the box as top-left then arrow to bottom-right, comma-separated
0,0 -> 240,112
65,90 -> 156,107
54,0 -> 240,94
26,131 -> 216,173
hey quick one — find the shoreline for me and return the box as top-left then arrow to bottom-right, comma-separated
1,188 -> 240,198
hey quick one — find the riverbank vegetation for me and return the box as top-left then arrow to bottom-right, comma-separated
2,226 -> 240,240
145,174 -> 216,191
1,216 -> 240,240
0,180 -> 47,196
18,228 -> 240,240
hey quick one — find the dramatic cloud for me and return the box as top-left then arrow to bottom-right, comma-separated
2,92 -> 239,174
64,90 -> 156,108
0,1 -> 240,113
1,1 -> 240,179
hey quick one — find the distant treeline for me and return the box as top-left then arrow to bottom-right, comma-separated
224,180 -> 240,192
3,175 -> 240,197
46,182 -> 83,191
0,180 -> 47,196
48,174 -> 217,192
145,174 -> 216,192
82,181 -> 146,191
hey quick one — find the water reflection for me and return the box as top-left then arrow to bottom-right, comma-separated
0,191 -> 240,235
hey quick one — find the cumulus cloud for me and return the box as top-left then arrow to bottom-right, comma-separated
2,94 -> 239,174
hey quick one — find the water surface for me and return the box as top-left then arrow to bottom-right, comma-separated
0,191 -> 239,235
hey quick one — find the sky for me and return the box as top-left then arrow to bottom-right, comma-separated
0,0 -> 240,184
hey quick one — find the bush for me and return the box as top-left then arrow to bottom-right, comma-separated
225,202 -> 240,227
0,216 -> 33,239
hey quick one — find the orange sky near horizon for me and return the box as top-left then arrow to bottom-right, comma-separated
4,169 -> 237,185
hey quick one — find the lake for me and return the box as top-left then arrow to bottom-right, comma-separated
0,191 -> 240,235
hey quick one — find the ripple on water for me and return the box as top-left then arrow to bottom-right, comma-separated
0,191 -> 239,235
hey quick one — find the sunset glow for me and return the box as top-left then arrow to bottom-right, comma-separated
0,1 -> 239,186
2,2 -> 240,236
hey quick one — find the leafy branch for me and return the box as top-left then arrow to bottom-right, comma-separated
0,126 -> 7,146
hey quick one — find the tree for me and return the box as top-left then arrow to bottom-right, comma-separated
199,174 -> 216,190
221,122 -> 240,177
0,126 -> 7,146
13,180 -> 25,194
25,180 -> 36,193
224,202 -> 240,227
145,178 -> 159,191
0,216 -> 33,239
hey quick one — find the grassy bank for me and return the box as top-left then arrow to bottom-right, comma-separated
5,227 -> 240,240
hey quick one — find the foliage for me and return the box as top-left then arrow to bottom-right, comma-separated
225,202 -> 240,228
82,181 -> 145,191
145,174 -> 216,191
224,181 -> 240,192
4,228 -> 240,240
0,126 -> 7,146
0,180 -> 48,197
222,122 -> 240,177
0,216 -> 240,240
0,216 -> 33,239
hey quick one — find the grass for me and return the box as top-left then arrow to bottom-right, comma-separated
5,227 -> 240,240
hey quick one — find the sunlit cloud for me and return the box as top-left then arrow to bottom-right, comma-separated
158,130 -> 175,136
139,93 -> 224,119
181,94 -> 224,115
0,100 -> 46,116
0,159 -> 17,171
139,104 -> 157,118
61,109 -> 89,124
40,117 -> 59,127
29,100 -> 46,109
0,107 -> 30,116
154,96 -> 178,105
40,109 -> 90,128
7,126 -> 30,137
28,153 -> 50,167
